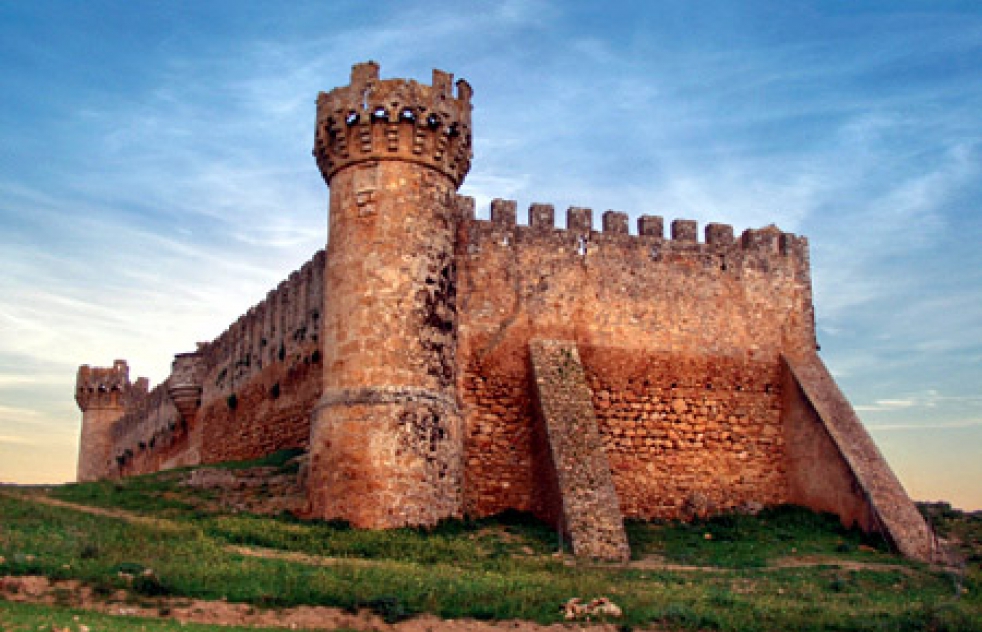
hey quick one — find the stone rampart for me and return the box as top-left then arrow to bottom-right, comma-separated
110,382 -> 182,476
199,249 -> 325,401
456,199 -> 813,520
105,250 -> 326,475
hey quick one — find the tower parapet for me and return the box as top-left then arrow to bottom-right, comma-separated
75,360 -> 146,412
75,360 -> 148,481
313,61 -> 473,187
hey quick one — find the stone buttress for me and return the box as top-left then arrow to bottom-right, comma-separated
529,339 -> 631,561
307,62 -> 473,527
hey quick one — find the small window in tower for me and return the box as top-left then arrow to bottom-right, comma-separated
371,106 -> 388,121
400,108 -> 416,122
426,114 -> 441,130
345,111 -> 360,126
446,122 -> 460,137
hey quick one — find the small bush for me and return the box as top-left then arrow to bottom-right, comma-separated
132,572 -> 171,597
366,595 -> 413,623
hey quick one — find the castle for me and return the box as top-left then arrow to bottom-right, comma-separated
75,62 -> 936,561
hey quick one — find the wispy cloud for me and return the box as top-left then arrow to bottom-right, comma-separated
867,419 -> 982,432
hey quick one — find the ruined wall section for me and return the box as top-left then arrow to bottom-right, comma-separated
456,199 -> 815,519
108,250 -> 326,475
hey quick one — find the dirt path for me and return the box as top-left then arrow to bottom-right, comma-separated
0,575 -> 632,632
0,489 -> 185,533
623,552 -> 918,574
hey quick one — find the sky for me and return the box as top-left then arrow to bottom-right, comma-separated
1,1 -> 980,509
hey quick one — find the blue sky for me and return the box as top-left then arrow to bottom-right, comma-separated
1,1 -> 980,508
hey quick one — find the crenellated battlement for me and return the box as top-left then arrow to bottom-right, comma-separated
75,360 -> 148,412
458,196 -> 809,263
199,249 -> 325,396
314,61 -> 473,186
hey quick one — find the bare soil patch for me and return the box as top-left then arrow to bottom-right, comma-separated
1,575 -> 633,632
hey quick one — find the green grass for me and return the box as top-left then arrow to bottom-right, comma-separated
2,467 -> 981,631
210,447 -> 306,471
628,504 -> 891,568
47,469 -> 199,517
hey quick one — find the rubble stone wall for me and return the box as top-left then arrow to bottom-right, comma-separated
583,346 -> 787,518
456,203 -> 814,519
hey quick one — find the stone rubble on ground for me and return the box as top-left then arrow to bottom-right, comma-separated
562,596 -> 623,620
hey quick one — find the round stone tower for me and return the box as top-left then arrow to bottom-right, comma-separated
308,61 -> 473,527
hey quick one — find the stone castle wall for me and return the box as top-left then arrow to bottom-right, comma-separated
98,198 -> 813,518
106,251 -> 326,477
455,200 -> 814,520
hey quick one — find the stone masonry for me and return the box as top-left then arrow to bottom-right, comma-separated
75,360 -> 148,482
75,61 -> 937,562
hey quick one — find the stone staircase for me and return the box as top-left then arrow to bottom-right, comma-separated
529,339 -> 630,561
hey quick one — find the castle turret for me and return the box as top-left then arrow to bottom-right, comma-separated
75,360 -> 147,481
167,351 -> 204,427
307,61 -> 473,527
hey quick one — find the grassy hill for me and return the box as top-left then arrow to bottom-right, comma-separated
2,451 -> 980,631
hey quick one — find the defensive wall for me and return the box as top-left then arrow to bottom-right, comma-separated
455,200 -> 815,523
77,251 -> 325,479
76,61 -> 936,562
